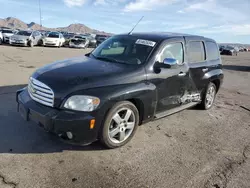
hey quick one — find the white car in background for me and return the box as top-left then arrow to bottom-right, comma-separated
44,32 -> 65,47
0,31 -> 3,44
1,29 -> 14,43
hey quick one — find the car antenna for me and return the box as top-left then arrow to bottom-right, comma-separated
128,16 -> 144,35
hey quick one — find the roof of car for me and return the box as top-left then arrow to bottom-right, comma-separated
117,32 -> 214,42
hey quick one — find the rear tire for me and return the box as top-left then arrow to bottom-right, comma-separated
199,82 -> 217,110
100,101 -> 139,149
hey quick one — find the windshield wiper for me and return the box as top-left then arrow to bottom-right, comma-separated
91,54 -> 126,64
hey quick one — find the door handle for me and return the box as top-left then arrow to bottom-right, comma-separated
202,68 -> 208,72
178,72 -> 186,77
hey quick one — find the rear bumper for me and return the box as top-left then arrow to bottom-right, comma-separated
16,88 -> 101,145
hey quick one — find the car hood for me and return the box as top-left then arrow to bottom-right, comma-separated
32,56 -> 144,98
45,37 -> 59,41
12,35 -> 30,40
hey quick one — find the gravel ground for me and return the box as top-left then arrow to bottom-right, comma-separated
0,45 -> 249,188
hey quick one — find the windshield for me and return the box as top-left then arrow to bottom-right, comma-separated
91,35 -> 156,65
74,36 -> 84,39
226,46 -> 234,50
2,30 -> 13,34
17,31 -> 32,36
47,32 -> 60,38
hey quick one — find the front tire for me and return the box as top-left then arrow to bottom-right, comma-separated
29,40 -> 34,47
100,101 -> 139,149
199,82 -> 217,110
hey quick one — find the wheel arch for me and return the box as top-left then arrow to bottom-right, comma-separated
211,79 -> 221,93
127,98 -> 144,125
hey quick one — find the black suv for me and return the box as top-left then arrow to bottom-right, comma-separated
17,32 -> 223,148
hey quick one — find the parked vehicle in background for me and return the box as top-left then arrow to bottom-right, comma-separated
63,33 -> 75,47
0,31 -> 3,44
95,34 -> 109,46
239,46 -> 244,52
16,32 -> 223,148
69,35 -> 89,48
1,29 -> 14,43
43,32 -> 65,47
219,45 -> 225,52
84,35 -> 97,48
220,46 -> 238,56
243,47 -> 249,52
10,30 -> 42,47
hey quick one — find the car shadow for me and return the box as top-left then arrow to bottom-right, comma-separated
223,65 -> 250,72
0,84 -> 107,154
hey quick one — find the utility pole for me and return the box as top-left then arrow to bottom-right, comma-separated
38,0 -> 42,30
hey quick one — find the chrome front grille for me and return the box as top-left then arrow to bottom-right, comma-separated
28,77 -> 54,107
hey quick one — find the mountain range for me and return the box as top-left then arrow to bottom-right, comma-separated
0,17 -> 109,34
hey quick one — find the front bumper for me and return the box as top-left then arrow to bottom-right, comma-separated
10,40 -> 28,46
69,43 -> 87,48
16,88 -> 101,145
44,42 -> 58,46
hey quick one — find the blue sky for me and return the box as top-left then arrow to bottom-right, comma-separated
1,0 -> 250,43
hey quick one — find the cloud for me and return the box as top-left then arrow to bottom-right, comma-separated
184,0 -> 247,22
94,0 -> 107,6
94,0 -> 128,6
63,0 -> 86,7
199,24 -> 250,35
177,10 -> 184,14
170,24 -> 208,30
124,0 -> 178,12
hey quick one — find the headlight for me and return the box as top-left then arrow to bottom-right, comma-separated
64,95 -> 100,112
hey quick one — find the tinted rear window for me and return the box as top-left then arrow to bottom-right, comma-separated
188,41 -> 205,63
206,42 -> 219,60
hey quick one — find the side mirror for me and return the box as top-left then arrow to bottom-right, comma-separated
155,58 -> 178,69
163,58 -> 177,67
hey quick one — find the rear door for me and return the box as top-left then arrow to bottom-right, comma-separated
185,37 -> 207,94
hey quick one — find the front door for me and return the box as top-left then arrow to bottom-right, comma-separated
154,39 -> 191,113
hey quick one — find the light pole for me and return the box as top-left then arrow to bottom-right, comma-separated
38,0 -> 42,30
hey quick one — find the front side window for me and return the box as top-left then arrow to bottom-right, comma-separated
159,43 -> 184,64
91,36 -> 156,65
187,41 -> 205,63
206,41 -> 219,60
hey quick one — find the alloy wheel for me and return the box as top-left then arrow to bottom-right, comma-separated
205,85 -> 216,109
108,108 -> 135,144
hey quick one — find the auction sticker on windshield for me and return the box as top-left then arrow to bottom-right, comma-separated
136,39 -> 156,47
